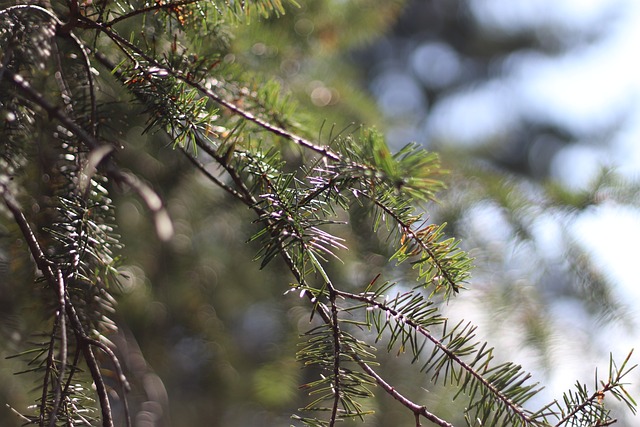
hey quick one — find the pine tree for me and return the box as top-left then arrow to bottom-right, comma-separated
0,1 -> 636,426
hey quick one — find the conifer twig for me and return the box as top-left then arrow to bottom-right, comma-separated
80,19 -> 346,162
3,65 -> 174,241
329,290 -> 341,427
105,0 -> 204,26
335,288 -> 535,425
0,183 -> 115,427
180,134 -> 455,425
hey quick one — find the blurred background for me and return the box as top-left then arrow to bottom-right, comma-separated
2,0 -> 640,426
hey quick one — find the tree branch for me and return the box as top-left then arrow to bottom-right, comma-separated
2,65 -> 174,241
329,290 -> 341,427
105,0 -> 204,27
81,18 -> 346,162
153,91 -> 458,427
48,268 -> 68,427
0,182 -> 114,427
334,288 -> 534,425
356,357 -> 455,427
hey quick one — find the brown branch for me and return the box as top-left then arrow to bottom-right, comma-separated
0,182 -> 69,425
3,65 -> 173,241
58,0 -> 79,33
179,145 -> 252,204
180,154 -> 456,425
62,297 -> 116,427
329,290 -> 341,427
0,182 -> 114,427
80,18 -> 345,163
55,17 -> 458,426
83,335 -> 132,393
82,335 -> 133,427
334,288 -> 534,426
0,183 -> 56,282
48,269 -> 68,427
42,310 -> 60,425
79,341 -> 114,427
357,357 -> 455,427
105,0 -> 205,26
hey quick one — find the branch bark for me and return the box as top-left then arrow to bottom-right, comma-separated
0,183 -> 115,427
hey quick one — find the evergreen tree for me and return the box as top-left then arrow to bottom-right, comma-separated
0,1 -> 636,426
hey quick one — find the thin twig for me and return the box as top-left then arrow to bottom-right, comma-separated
57,15 -> 462,426
334,288 -> 534,425
0,183 -> 115,426
80,341 -> 114,427
82,334 -> 133,427
369,195 -> 462,294
3,65 -> 173,241
105,0 -> 205,26
48,269 -> 68,427
356,357 -> 455,427
42,311 -> 60,425
179,146 -> 251,203
554,384 -> 615,427
80,18 -> 345,163
329,290 -> 341,427
83,335 -> 131,392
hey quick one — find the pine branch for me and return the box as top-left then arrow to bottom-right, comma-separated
0,182 -> 116,427
85,20 -> 465,297
548,351 -> 637,427
78,17 -> 347,162
105,0 -> 206,27
329,291 -> 341,427
355,358 -> 455,427
86,26 -> 478,421
169,135 -> 419,425
4,3 -> 635,426
336,286 -> 541,426
3,65 -> 174,241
